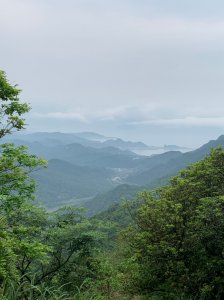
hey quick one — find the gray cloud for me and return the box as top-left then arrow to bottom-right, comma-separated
1,0 -> 224,146
130,117 -> 224,127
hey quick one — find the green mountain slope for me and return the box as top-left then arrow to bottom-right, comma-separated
91,136 -> 224,217
7,133 -> 224,214
33,159 -> 115,209
80,184 -> 143,216
127,135 -> 224,185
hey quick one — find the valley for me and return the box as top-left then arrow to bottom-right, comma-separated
4,132 -> 224,216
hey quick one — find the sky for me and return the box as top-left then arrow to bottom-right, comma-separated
1,0 -> 224,147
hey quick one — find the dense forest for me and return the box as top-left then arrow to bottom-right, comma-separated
1,70 -> 224,299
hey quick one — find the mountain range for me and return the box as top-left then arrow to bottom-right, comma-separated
3,132 -> 224,215
4,132 -> 187,152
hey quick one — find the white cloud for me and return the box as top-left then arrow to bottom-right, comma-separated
130,116 -> 224,127
32,107 -> 129,122
31,103 -> 163,122
2,0 -> 224,146
33,112 -> 87,122
32,104 -> 224,129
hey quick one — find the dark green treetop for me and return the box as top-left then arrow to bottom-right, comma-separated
123,148 -> 224,299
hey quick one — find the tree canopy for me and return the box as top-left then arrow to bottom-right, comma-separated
123,148 -> 224,299
0,70 -> 30,138
1,70 -> 224,299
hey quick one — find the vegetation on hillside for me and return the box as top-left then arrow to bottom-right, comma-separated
1,70 -> 224,299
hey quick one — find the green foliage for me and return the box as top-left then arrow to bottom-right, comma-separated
36,206 -> 100,291
83,184 -> 142,217
0,70 -> 30,138
0,71 -> 113,299
123,148 -> 224,299
0,279 -> 71,300
0,143 -> 47,212
0,143 -> 47,288
0,70 -> 43,290
0,145 -> 48,294
2,71 -> 224,299
0,216 -> 17,284
0,201 -> 112,299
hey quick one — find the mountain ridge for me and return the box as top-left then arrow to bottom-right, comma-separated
3,132 -> 224,214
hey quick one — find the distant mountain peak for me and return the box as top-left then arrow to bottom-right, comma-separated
216,135 -> 224,142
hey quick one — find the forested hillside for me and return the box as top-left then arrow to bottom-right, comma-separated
1,71 -> 224,299
5,130 -> 224,214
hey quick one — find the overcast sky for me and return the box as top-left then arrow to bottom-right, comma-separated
1,0 -> 224,147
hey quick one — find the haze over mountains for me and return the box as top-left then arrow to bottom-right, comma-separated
4,132 -> 224,214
